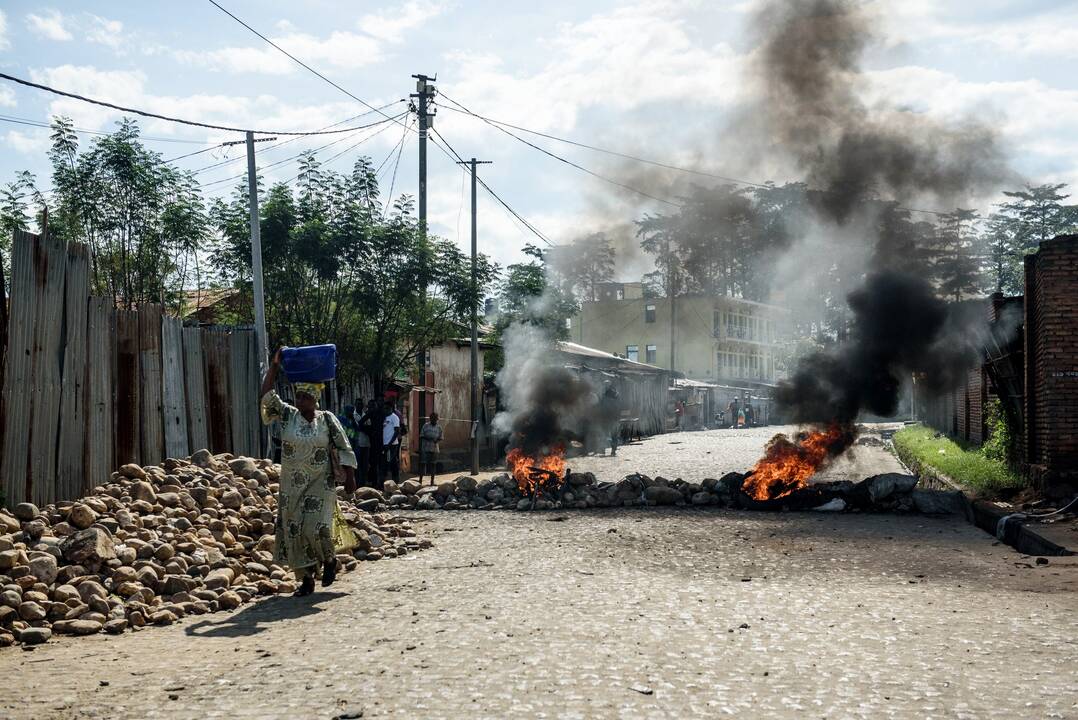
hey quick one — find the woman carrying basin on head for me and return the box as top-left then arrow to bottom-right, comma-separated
259,348 -> 357,597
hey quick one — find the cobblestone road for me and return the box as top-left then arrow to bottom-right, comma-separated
4,429 -> 1076,719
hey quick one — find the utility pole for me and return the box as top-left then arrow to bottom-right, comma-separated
411,73 -> 437,427
223,133 -> 276,376
458,158 -> 492,475
669,258 -> 677,373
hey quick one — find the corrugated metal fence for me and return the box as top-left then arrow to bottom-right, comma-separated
0,230 -> 261,506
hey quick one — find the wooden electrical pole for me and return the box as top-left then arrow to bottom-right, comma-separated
458,158 -> 491,475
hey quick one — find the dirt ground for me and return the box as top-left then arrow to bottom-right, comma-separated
4,426 -> 1075,719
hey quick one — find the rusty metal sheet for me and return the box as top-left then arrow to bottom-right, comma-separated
182,325 -> 209,453
202,328 -> 232,454
27,230 -> 67,507
85,297 -> 114,493
161,315 -> 189,459
138,303 -> 164,465
0,230 -> 39,505
57,243 -> 90,500
113,309 -> 141,468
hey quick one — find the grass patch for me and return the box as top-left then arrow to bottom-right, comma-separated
893,424 -> 1025,496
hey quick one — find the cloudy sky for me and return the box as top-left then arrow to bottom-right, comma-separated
2,1 -> 1077,276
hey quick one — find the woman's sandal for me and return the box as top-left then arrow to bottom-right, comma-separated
322,558 -> 338,588
294,575 -> 315,597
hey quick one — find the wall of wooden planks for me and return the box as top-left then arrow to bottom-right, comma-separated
0,231 -> 263,506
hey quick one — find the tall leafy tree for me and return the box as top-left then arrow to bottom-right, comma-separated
998,183 -> 1078,252
934,208 -> 982,302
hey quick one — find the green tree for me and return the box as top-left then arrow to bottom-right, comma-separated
211,155 -> 497,388
998,183 -> 1078,252
977,212 -> 1023,295
934,208 -> 982,302
494,244 -> 578,341
547,231 -> 615,302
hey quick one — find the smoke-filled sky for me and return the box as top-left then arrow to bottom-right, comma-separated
2,1 -> 1078,272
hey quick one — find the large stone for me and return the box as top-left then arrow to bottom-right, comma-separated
0,550 -> 21,572
60,528 -> 116,570
77,580 -> 108,603
416,496 -> 439,511
857,473 -> 918,504
228,458 -> 258,479
54,619 -> 104,635
28,554 -> 58,585
354,487 -> 384,502
690,491 -> 713,506
383,480 -> 401,496
119,464 -> 147,480
435,482 -> 456,498
400,479 -> 422,496
68,503 -> 99,530
389,494 -> 409,507
644,485 -> 683,505
17,601 -> 47,621
190,449 -> 214,468
204,568 -> 235,590
18,626 -> 52,645
13,503 -> 40,521
568,472 -> 596,487
455,476 -> 478,494
220,490 -> 243,510
217,590 -> 243,610
912,489 -> 969,516
132,481 -> 157,503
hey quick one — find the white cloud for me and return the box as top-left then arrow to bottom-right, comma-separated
5,129 -> 50,154
25,9 -> 126,48
85,14 -> 125,49
359,0 -> 445,43
0,86 -> 15,108
0,10 -> 10,51
176,30 -> 385,74
178,2 -> 445,75
27,9 -> 73,41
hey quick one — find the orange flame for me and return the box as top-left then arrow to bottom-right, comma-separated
506,443 -> 567,496
742,424 -> 852,501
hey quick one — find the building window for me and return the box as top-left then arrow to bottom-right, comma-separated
616,288 -> 625,300
645,344 -> 657,364
565,317 -> 572,329
626,345 -> 639,362
645,304 -> 656,323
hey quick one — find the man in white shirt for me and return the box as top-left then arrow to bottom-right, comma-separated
382,399 -> 402,484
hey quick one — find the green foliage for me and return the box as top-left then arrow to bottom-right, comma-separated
981,397 -> 1019,468
493,243 -> 578,342
210,153 -> 497,388
45,117 -> 209,310
892,424 -> 1025,495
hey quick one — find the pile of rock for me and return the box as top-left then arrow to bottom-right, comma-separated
364,471 -> 967,516
0,450 -> 429,648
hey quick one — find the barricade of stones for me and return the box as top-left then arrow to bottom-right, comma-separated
363,471 -> 968,515
0,450 -> 430,648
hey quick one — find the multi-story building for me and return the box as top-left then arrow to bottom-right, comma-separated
569,282 -> 789,391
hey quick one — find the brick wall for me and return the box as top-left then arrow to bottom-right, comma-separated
1024,234 -> 1078,492
967,368 -> 985,445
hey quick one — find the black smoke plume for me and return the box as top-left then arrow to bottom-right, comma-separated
776,272 -> 987,424
751,0 -> 1014,427
493,324 -> 609,456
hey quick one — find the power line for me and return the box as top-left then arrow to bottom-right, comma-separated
437,97 -> 768,188
436,92 -> 682,209
277,116 -> 409,187
205,0 -> 413,134
382,117 -> 414,214
0,70 -> 397,137
429,128 -> 554,246
187,110 -> 405,176
0,113 -> 212,144
438,91 -> 952,217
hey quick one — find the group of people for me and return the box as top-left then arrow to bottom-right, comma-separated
724,397 -> 757,429
335,399 -> 445,488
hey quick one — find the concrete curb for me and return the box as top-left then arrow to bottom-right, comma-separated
890,440 -> 1074,557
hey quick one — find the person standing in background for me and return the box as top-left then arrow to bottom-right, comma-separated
382,398 -> 402,485
419,412 -> 443,484
360,399 -> 383,488
351,400 -> 371,489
